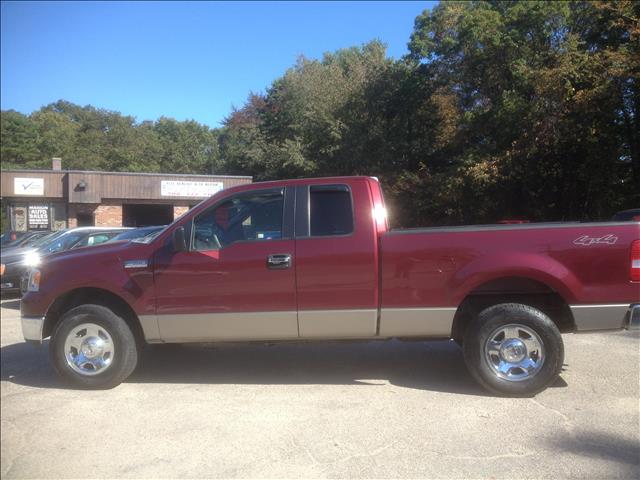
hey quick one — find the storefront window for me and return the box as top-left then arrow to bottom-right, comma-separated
10,204 -> 28,232
50,203 -> 67,230
7,202 -> 67,231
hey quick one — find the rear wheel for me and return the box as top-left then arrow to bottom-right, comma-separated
50,304 -> 138,389
463,303 -> 564,397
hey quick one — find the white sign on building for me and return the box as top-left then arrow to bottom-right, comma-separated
28,205 -> 49,229
160,180 -> 224,198
14,177 -> 44,196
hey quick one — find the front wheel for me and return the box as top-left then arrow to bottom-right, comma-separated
50,304 -> 139,389
463,303 -> 564,397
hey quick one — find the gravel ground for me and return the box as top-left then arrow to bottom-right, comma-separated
1,297 -> 639,479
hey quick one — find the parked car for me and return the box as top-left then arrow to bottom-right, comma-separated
1,231 -> 52,251
1,227 -> 128,294
20,177 -> 639,395
0,231 -> 29,246
108,225 -> 165,243
1,231 -> 65,292
612,208 -> 640,222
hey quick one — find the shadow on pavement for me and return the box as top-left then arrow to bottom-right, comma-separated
0,339 -> 569,396
1,340 -> 59,389
0,299 -> 20,310
548,430 -> 640,474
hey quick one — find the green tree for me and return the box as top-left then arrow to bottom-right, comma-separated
0,110 -> 41,168
154,118 -> 220,174
405,0 -> 638,223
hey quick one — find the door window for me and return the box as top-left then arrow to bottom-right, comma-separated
72,233 -> 116,248
309,185 -> 354,237
192,189 -> 284,250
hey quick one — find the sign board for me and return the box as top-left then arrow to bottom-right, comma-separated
14,177 -> 44,196
161,180 -> 224,198
28,205 -> 49,230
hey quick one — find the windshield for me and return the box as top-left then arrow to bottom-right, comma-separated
32,230 -> 66,248
142,198 -> 207,244
132,229 -> 164,243
111,227 -> 163,242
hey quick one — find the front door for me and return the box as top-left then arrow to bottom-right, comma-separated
153,187 -> 297,342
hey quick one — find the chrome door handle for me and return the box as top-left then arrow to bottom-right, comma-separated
267,254 -> 291,269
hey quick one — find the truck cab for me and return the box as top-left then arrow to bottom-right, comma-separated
149,176 -> 384,341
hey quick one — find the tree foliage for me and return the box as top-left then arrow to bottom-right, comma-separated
1,100 -> 221,175
2,1 -> 637,226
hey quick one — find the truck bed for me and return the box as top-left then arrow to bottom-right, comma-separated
379,221 -> 639,335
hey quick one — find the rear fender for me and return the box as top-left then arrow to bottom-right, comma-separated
449,252 -> 580,305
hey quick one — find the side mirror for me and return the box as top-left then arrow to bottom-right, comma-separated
173,227 -> 187,252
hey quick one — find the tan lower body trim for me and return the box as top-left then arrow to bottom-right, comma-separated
156,311 -> 299,342
139,315 -> 162,343
298,309 -> 377,338
379,307 -> 456,338
143,307 -> 456,343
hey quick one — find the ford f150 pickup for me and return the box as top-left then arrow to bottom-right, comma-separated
20,176 -> 640,395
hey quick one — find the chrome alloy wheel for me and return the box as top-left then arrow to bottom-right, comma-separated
64,323 -> 115,376
484,324 -> 545,382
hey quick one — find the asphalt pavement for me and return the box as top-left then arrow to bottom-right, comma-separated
1,297 -> 639,479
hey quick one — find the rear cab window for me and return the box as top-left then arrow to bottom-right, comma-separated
309,185 -> 354,237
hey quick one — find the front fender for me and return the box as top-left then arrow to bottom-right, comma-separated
22,244 -> 156,320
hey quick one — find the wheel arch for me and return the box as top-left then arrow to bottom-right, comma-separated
448,252 -> 581,306
43,287 -> 145,345
451,276 -> 576,342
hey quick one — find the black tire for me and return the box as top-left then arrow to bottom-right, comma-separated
49,304 -> 139,389
463,303 -> 564,397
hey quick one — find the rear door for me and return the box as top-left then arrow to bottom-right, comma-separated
294,180 -> 379,338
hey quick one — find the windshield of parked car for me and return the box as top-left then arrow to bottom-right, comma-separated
38,232 -> 85,254
15,232 -> 51,247
31,230 -> 66,248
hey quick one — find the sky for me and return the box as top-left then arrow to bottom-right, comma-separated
1,1 -> 437,128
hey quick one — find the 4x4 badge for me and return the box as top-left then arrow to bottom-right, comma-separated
573,234 -> 618,246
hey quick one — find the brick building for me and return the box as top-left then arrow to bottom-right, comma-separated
1,159 -> 252,231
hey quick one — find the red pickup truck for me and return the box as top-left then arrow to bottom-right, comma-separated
20,176 -> 639,395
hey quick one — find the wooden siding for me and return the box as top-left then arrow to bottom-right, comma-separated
1,170 -> 252,203
0,171 -> 66,199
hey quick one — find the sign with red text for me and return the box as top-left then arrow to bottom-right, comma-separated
160,180 -> 223,198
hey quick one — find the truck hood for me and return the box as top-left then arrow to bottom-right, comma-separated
41,240 -> 154,270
